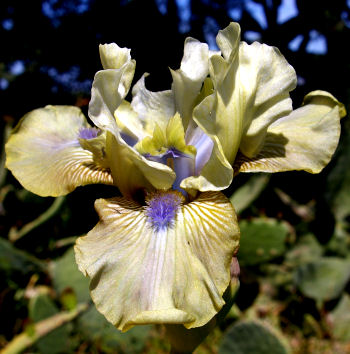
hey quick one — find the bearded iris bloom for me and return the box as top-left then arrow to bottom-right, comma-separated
5,23 -> 345,333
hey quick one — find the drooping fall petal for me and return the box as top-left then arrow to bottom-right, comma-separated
235,91 -> 346,174
75,191 -> 240,331
5,105 -> 113,197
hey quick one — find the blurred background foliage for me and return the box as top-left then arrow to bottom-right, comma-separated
1,0 -> 350,353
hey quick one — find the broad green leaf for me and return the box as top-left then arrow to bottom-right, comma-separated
328,294 -> 350,341
50,247 -> 90,303
238,218 -> 289,266
0,237 -> 45,274
29,294 -> 71,354
230,174 -> 270,214
78,306 -> 151,353
219,320 -> 290,354
295,257 -> 350,302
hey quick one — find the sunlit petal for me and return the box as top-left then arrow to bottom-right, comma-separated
238,42 -> 297,157
171,37 -> 209,131
106,132 -> 176,198
89,44 -> 136,134
235,91 -> 346,174
131,74 -> 175,134
5,106 -> 113,197
75,191 -> 239,331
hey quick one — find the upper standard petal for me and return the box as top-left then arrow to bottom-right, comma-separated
234,91 -> 346,174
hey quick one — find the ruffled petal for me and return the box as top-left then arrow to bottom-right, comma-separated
131,74 -> 175,134
235,91 -> 346,174
181,23 -> 241,192
114,100 -> 147,144
75,191 -> 239,331
88,44 -> 136,134
105,132 -> 176,198
5,106 -> 113,197
170,38 -> 209,131
238,42 -> 297,157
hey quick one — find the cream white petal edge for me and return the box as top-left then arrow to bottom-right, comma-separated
74,191 -> 240,331
5,105 -> 113,197
235,91 -> 346,174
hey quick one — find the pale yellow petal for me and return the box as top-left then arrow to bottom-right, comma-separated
131,74 -> 175,134
106,132 -> 175,197
5,106 -> 113,197
99,43 -> 131,70
89,43 -> 136,134
114,100 -> 147,142
235,91 -> 346,174
170,37 -> 209,130
238,42 -> 297,157
74,191 -> 239,331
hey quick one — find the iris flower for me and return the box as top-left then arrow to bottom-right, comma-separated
5,23 -> 345,333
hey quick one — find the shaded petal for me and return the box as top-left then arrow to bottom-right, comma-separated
182,23 -> 241,192
131,74 -> 175,134
5,106 -> 113,197
89,44 -> 136,133
171,38 -> 209,131
238,42 -> 297,157
106,132 -> 175,198
75,191 -> 239,331
114,100 -> 147,143
235,91 -> 346,174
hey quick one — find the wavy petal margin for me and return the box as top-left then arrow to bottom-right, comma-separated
171,37 -> 209,131
75,191 -> 239,331
88,43 -> 136,133
235,91 -> 346,174
5,106 -> 113,197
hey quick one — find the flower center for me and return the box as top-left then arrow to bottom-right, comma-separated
145,190 -> 185,232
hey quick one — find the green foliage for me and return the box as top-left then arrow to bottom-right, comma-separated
50,247 -> 90,303
238,218 -> 289,266
294,257 -> 350,302
28,294 -> 72,354
77,307 -> 151,354
0,237 -> 45,275
328,294 -> 350,341
219,320 -> 290,354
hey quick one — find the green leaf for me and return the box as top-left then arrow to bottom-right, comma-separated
238,218 -> 289,266
50,247 -> 90,303
285,233 -> 323,267
329,294 -> 350,341
230,174 -> 270,214
77,306 -> 151,353
29,294 -> 72,354
295,257 -> 350,302
219,320 -> 290,354
0,237 -> 45,274
326,122 -> 350,223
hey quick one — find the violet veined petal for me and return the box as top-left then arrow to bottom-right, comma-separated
5,106 -> 113,197
74,191 -> 239,331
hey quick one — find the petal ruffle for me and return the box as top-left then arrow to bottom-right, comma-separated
170,37 -> 209,131
5,106 -> 113,197
74,191 -> 239,331
235,91 -> 346,174
88,43 -> 136,134
238,41 -> 297,158
105,132 -> 176,197
131,74 -> 175,134
182,22 -> 297,191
